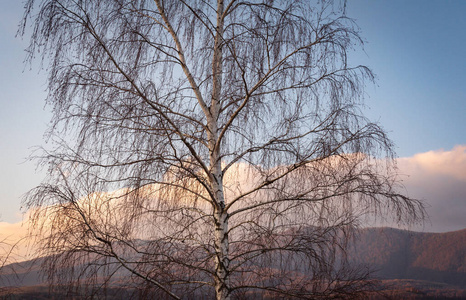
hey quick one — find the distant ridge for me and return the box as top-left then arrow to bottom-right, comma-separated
1,227 -> 465,298
350,227 -> 466,287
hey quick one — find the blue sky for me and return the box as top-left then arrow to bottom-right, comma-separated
0,0 -> 465,231
347,0 -> 466,156
1,0 -> 49,223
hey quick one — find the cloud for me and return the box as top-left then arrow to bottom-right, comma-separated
1,147 -> 464,264
0,219 -> 31,263
396,145 -> 466,232
398,145 -> 466,182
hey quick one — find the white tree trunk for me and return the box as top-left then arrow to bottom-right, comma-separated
211,1 -> 228,299
214,209 -> 230,300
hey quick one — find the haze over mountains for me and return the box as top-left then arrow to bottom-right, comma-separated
350,227 -> 466,287
1,227 -> 465,299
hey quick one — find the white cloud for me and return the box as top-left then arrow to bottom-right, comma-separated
1,147 -> 464,264
398,145 -> 466,182
396,145 -> 466,232
0,219 -> 32,263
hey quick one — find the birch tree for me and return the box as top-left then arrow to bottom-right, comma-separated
22,0 -> 423,299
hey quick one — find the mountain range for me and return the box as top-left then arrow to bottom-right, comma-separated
350,227 -> 465,286
1,227 -> 465,299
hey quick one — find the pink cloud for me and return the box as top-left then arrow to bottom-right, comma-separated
0,220 -> 31,263
398,145 -> 466,183
396,145 -> 466,232
1,146 -> 464,264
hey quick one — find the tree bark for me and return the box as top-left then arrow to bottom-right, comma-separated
214,209 -> 230,300
210,1 -> 229,299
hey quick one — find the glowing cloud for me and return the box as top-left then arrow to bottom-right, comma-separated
1,147 -> 464,264
0,220 -> 31,263
397,145 -> 466,232
398,145 -> 466,182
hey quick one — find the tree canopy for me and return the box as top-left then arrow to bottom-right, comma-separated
22,0 -> 423,299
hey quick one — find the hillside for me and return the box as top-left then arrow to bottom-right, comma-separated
1,227 -> 465,298
350,227 -> 466,287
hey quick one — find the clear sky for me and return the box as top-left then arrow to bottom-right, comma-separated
0,0 -> 465,232
347,0 -> 466,157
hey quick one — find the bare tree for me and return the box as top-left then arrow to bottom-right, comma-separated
21,0 -> 423,299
